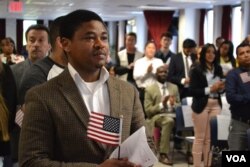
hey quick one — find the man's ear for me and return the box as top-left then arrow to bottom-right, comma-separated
56,36 -> 63,49
60,37 -> 71,52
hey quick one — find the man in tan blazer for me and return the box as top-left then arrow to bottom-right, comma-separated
19,10 -> 144,167
144,65 -> 180,165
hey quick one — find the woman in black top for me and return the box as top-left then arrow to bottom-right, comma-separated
190,43 -> 224,167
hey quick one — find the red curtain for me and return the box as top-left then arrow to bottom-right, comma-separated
221,5 -> 232,40
0,19 -> 6,40
199,9 -> 206,46
16,19 -> 23,54
143,10 -> 174,49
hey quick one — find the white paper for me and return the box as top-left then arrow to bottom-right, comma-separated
109,126 -> 158,167
217,115 -> 231,140
181,105 -> 194,128
186,97 -> 192,105
220,96 -> 231,117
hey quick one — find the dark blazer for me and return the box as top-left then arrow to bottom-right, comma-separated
189,65 -> 224,113
167,52 -> 197,98
11,59 -> 32,90
19,69 -> 145,167
155,50 -> 175,63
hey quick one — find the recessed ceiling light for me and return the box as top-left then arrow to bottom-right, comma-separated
138,5 -> 177,10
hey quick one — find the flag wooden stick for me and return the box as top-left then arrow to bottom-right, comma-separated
118,115 -> 123,159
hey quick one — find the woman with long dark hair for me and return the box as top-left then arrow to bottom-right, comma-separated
216,40 -> 236,76
190,43 -> 224,167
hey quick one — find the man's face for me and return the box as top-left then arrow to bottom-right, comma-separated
61,20 -> 109,73
237,46 -> 250,67
125,35 -> 136,50
26,29 -> 51,62
145,43 -> 156,59
183,47 -> 196,56
160,36 -> 172,49
156,66 -> 167,83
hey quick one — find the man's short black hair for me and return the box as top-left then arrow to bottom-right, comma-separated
183,38 -> 197,48
236,42 -> 250,57
161,32 -> 173,40
127,32 -> 137,42
49,16 -> 64,50
60,9 -> 105,40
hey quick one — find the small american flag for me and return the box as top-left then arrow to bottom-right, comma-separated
87,112 -> 121,146
240,72 -> 250,83
15,108 -> 24,127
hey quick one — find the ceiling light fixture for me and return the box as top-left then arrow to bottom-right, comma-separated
138,5 -> 177,10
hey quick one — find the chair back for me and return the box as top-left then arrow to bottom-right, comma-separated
175,106 -> 193,133
247,128 -> 250,150
210,116 -> 229,149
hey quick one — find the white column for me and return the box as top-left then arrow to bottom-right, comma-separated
242,0 -> 250,38
213,6 -> 223,42
135,13 -> 147,52
5,18 -> 17,44
107,21 -> 117,60
108,21 -> 116,47
178,9 -> 199,52
118,21 -> 125,51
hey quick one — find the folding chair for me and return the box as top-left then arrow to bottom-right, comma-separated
247,128 -> 250,150
172,106 -> 194,166
210,116 -> 230,167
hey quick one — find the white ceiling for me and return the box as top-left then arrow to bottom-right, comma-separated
0,0 -> 243,21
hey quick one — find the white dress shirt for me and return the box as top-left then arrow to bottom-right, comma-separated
68,64 -> 110,116
133,57 -> 164,88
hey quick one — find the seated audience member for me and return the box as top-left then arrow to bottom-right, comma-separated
115,32 -> 143,86
155,32 -> 175,66
190,43 -> 225,167
0,37 -> 24,65
19,9 -> 145,167
144,65 -> 180,165
226,42 -> 250,150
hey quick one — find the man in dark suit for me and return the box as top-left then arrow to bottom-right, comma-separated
19,10 -> 145,167
168,38 -> 197,99
167,38 -> 197,164
10,24 -> 51,166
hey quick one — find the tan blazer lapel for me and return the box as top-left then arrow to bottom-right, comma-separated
104,78 -> 122,158
57,70 -> 89,128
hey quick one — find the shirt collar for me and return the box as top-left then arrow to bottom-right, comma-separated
68,63 -> 109,85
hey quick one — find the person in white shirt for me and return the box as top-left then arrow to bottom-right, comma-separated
133,40 -> 164,89
133,40 -> 164,113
